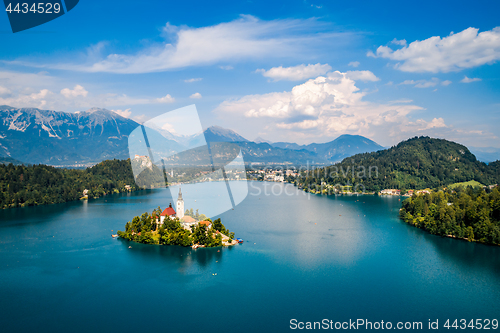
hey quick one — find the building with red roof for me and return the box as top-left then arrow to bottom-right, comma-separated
199,220 -> 212,229
160,203 -> 176,223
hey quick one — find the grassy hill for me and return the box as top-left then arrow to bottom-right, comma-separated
298,136 -> 500,192
448,180 -> 485,189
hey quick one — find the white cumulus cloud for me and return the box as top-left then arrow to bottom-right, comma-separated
60,84 -> 88,98
213,71 -> 497,146
0,86 -> 11,96
215,71 -> 495,146
0,88 -> 53,109
184,78 -> 202,83
29,16 -> 340,74
391,38 -> 407,46
215,71 -> 438,144
132,114 -> 149,124
348,61 -> 360,67
256,63 -> 332,81
0,71 -> 154,110
461,76 -> 482,83
345,70 -> 380,82
190,92 -> 202,99
112,108 -> 132,118
155,94 -> 175,103
369,27 -> 500,73
422,117 -> 447,130
399,78 -> 440,88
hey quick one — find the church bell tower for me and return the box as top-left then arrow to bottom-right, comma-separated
176,187 -> 184,219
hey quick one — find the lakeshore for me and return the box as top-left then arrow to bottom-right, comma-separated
0,181 -> 499,333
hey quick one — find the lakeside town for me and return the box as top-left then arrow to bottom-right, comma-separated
104,155 -> 500,201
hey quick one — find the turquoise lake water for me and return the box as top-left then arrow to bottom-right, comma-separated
0,181 -> 499,332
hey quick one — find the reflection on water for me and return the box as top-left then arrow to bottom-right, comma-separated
424,230 -> 500,276
117,237 -> 236,269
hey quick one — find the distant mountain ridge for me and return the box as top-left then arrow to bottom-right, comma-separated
193,129 -> 382,165
0,156 -> 25,165
150,125 -> 327,165
0,105 -> 385,166
272,134 -> 384,162
469,146 -> 500,163
202,125 -> 248,143
0,105 -> 138,165
253,136 -> 272,144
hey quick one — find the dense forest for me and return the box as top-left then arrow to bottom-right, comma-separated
117,208 -> 234,247
297,137 -> 500,193
400,186 -> 500,246
0,159 -> 142,209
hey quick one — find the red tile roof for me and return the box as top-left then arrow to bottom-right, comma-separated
199,220 -> 211,227
160,207 -> 176,216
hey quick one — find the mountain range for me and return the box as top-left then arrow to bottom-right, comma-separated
0,105 -> 137,166
468,146 -> 500,163
271,134 -> 383,162
3,105 -> 495,167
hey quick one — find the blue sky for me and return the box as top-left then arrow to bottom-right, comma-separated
1,0 -> 499,147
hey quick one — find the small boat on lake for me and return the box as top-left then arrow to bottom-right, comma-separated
112,234 -> 118,238
236,238 -> 244,243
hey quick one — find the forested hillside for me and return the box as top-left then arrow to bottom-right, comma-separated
298,137 -> 500,192
400,186 -> 500,245
0,159 -> 142,209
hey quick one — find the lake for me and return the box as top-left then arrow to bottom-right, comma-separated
0,181 -> 499,332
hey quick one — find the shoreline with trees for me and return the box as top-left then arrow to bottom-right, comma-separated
399,186 -> 500,246
117,207 -> 237,248
0,159 -> 144,209
296,137 -> 500,194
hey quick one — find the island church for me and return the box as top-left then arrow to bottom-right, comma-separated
159,188 -> 203,230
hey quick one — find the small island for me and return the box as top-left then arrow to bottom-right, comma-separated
117,188 -> 238,248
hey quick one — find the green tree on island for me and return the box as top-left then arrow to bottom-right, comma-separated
117,208 -> 235,248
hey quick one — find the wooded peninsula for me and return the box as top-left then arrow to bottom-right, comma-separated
298,137 -> 500,193
0,159 -> 141,209
400,186 -> 500,246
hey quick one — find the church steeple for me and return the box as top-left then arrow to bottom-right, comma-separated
176,187 -> 184,219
